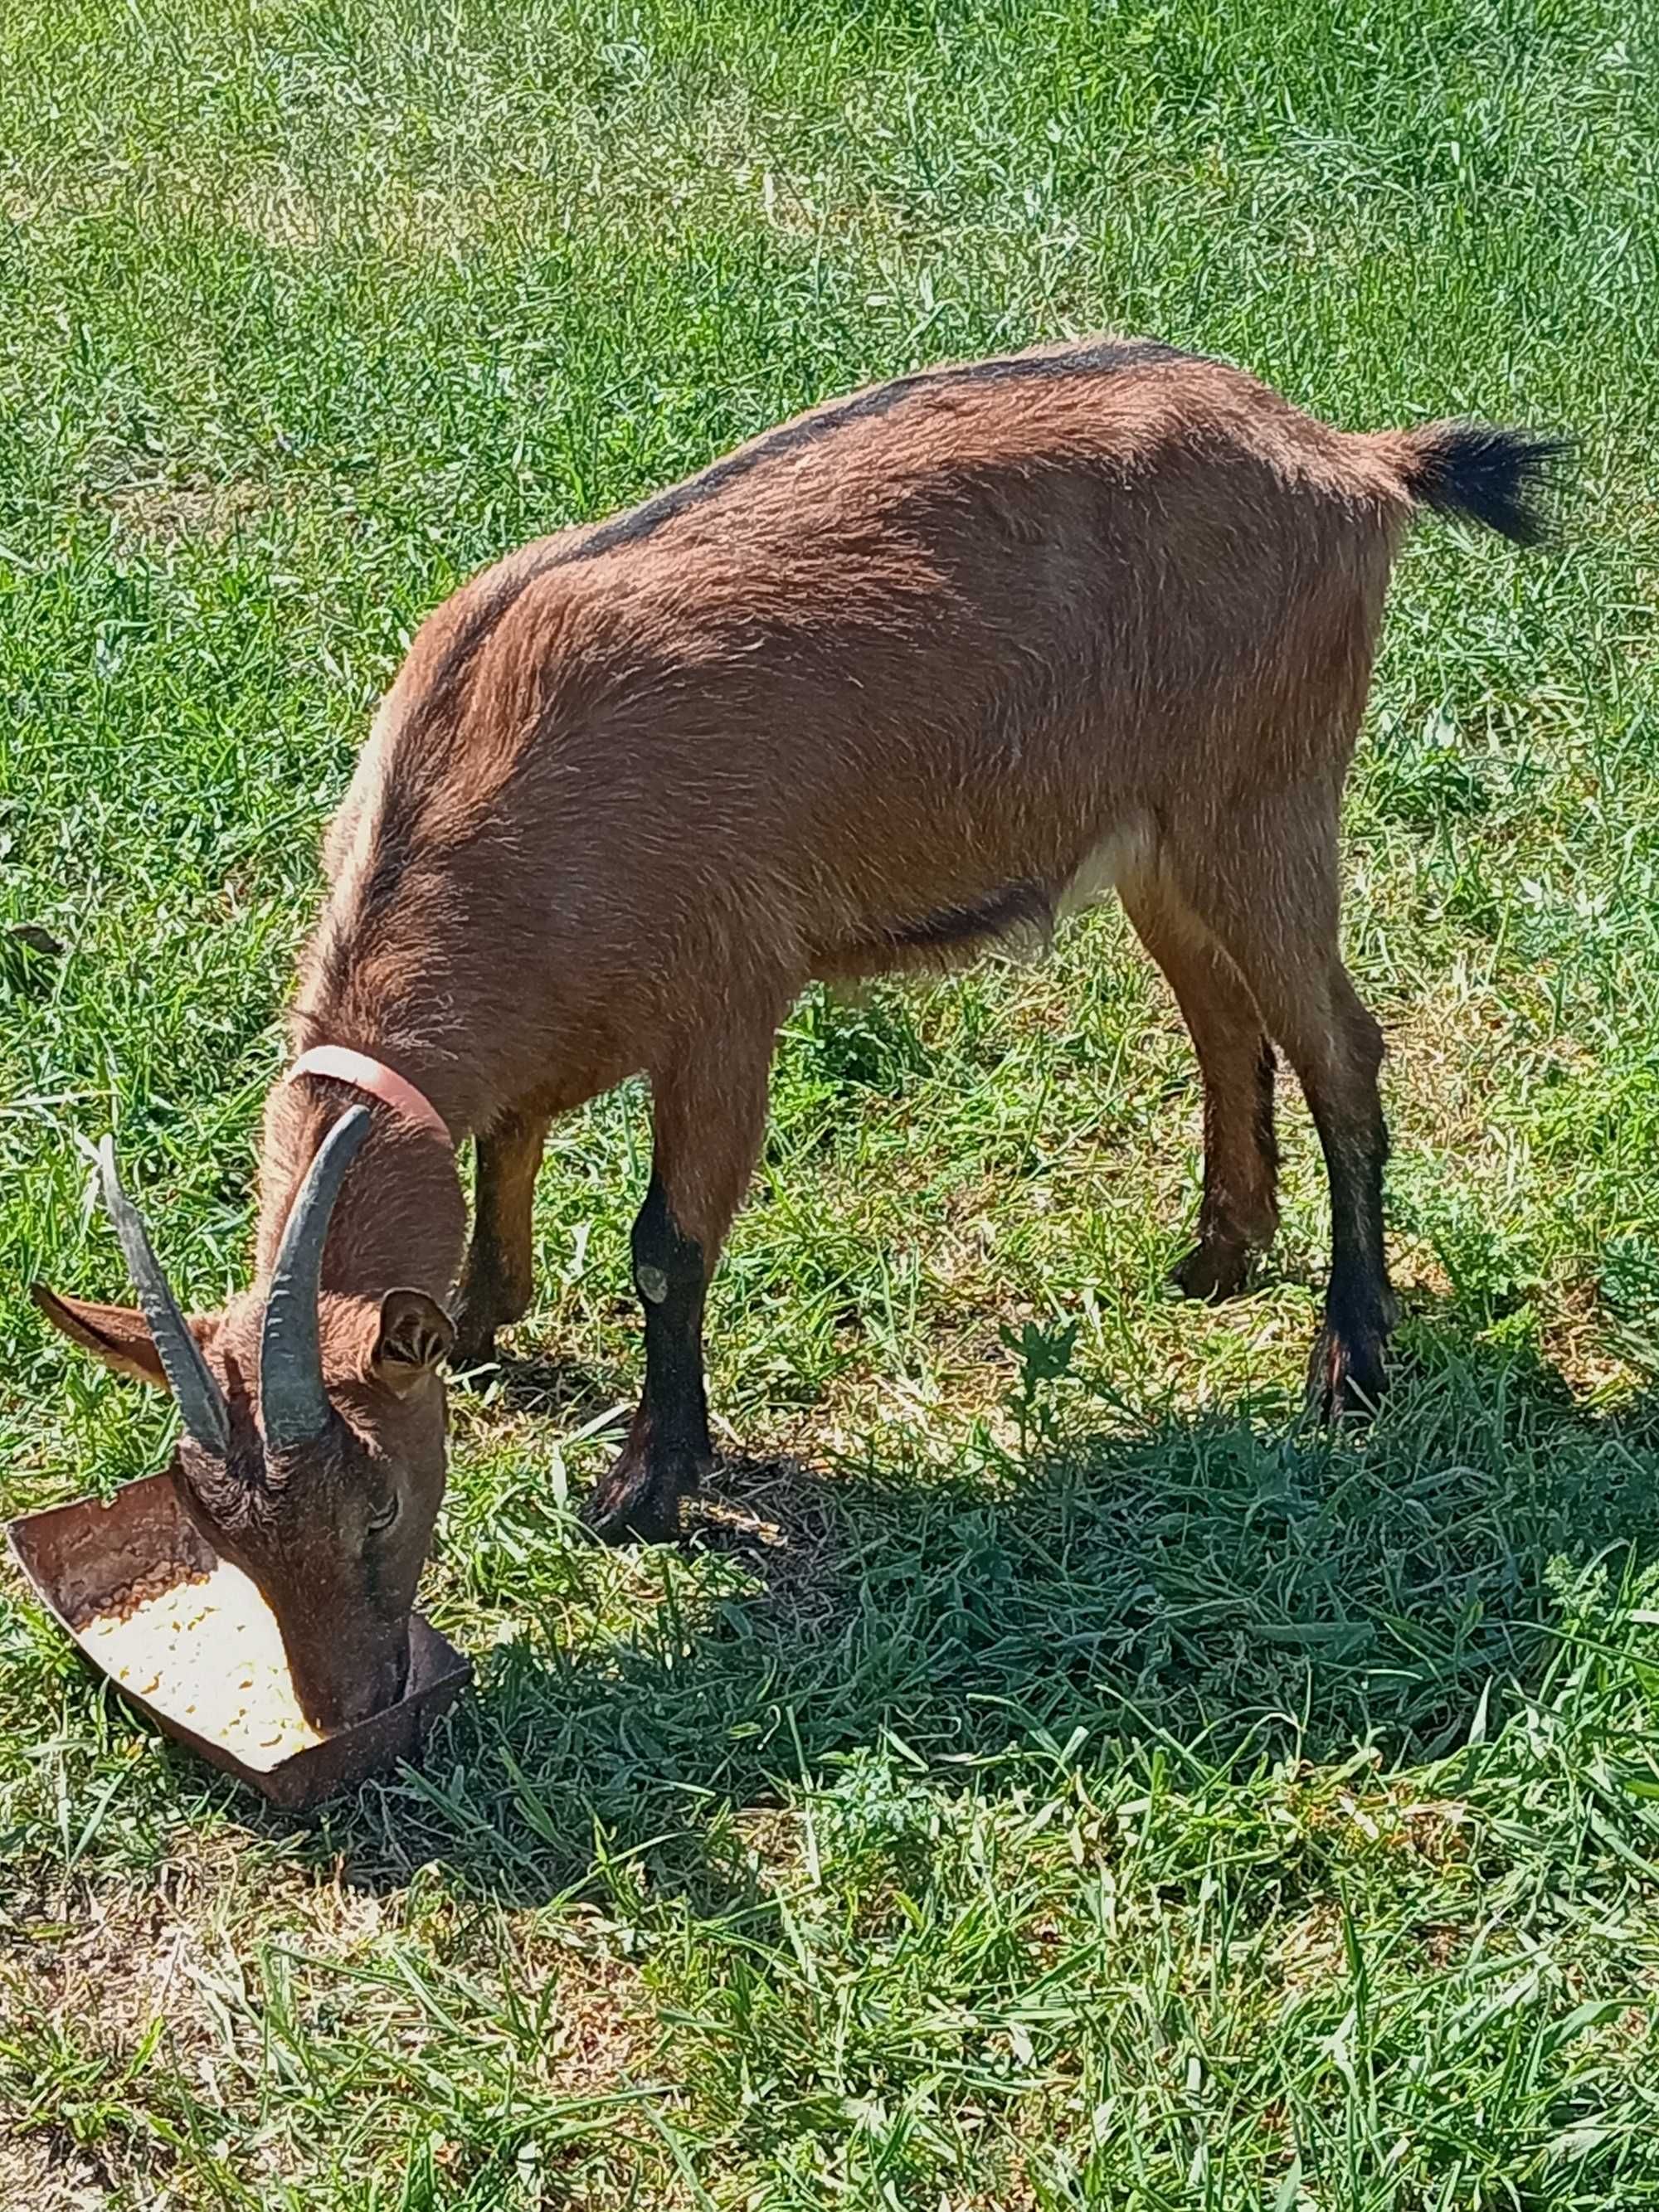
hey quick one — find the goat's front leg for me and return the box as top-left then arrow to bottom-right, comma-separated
585,1012 -> 778,1544
453,1107 -> 551,1364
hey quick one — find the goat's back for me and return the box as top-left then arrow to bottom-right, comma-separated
312,339 -> 1413,1106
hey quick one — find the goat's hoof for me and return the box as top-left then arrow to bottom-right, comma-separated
450,1326 -> 499,1370
1306,1324 -> 1389,1422
583,1444 -> 703,1545
452,1276 -> 529,1369
1171,1237 -> 1255,1303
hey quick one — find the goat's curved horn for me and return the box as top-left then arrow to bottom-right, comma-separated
91,1138 -> 231,1459
259,1106 -> 372,1451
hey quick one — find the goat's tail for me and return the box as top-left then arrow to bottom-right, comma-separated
1386,421 -> 1569,546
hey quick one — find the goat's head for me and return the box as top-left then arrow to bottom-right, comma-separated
33,1109 -> 455,1733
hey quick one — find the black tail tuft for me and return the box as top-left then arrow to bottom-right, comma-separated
1398,421 -> 1570,547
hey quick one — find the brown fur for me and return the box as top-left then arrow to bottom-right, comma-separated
38,336 -> 1558,1723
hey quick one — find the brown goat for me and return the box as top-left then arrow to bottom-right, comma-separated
34,336 -> 1559,1730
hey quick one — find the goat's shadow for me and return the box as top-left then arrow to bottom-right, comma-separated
454,1349 -> 619,1426
260,1300 -> 1659,1906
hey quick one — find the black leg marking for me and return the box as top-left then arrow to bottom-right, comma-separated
586,1172 -> 711,1542
1175,1040 -> 1282,1301
1306,1082 -> 1394,1420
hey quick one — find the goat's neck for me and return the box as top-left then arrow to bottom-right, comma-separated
263,874 -> 489,1301
254,1076 -> 469,1302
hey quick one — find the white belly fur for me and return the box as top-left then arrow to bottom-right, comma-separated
1056,819 -> 1155,921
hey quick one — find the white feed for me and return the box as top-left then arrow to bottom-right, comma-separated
80,1558 -> 324,1769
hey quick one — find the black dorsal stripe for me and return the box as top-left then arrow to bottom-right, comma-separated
557,338 -> 1189,566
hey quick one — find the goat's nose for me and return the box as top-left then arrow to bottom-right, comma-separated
291,1626 -> 411,1734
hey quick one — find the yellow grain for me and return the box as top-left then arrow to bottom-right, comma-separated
80,1559 -> 324,1769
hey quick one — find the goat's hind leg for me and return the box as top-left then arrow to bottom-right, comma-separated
1119,865 -> 1279,1300
1169,807 -> 1394,1418
585,1009 -> 778,1544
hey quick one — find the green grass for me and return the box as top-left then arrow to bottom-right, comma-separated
2,0 -> 1658,2202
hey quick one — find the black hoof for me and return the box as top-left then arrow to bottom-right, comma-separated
1306,1322 -> 1389,1422
1171,1236 -> 1256,1303
583,1444 -> 703,1545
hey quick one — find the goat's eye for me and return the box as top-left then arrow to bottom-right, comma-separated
367,1493 -> 400,1535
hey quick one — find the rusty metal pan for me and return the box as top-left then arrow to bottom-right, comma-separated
6,1470 -> 470,1811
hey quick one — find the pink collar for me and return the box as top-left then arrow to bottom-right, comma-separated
286,1045 -> 452,1145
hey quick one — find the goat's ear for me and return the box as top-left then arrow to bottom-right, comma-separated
32,1285 -> 176,1388
369,1290 -> 455,1395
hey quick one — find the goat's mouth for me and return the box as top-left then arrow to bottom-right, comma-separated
288,1626 -> 414,1735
